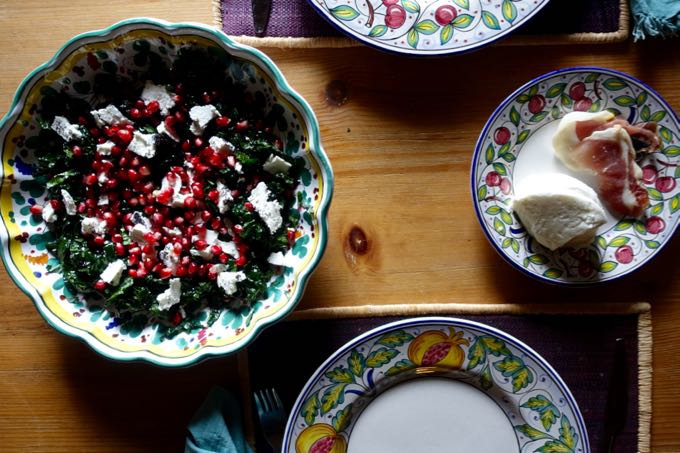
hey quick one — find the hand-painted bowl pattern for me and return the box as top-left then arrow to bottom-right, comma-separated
285,317 -> 588,453
0,19 -> 333,366
307,0 -> 550,55
472,67 -> 680,285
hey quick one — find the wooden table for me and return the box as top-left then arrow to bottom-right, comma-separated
1,1 -> 679,451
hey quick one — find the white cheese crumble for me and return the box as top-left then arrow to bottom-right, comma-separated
97,172 -> 109,185
217,240 -> 239,258
216,181 -> 233,214
100,260 -> 126,286
130,224 -> 149,244
157,278 -> 182,310
209,264 -> 228,275
130,211 -> 152,229
209,136 -> 235,153
159,243 -> 181,274
217,271 -> 246,296
51,116 -> 82,142
248,182 -> 283,233
268,251 -> 293,267
60,189 -> 76,216
263,154 -> 292,174
190,248 -> 214,261
157,174 -> 187,208
42,202 -> 57,223
141,81 -> 176,116
90,105 -> 131,128
81,217 -> 108,235
163,227 -> 182,237
157,121 -> 180,142
189,105 -> 220,135
98,195 -> 109,206
128,131 -> 156,158
96,140 -> 116,155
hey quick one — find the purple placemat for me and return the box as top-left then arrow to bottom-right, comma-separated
247,313 -> 645,452
220,0 -> 625,38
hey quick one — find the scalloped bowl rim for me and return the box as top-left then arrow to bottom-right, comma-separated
0,18 -> 334,367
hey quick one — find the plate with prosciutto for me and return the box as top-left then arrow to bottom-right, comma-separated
472,67 -> 680,285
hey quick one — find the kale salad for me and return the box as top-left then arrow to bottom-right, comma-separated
29,48 -> 303,338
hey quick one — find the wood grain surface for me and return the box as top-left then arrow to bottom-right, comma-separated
1,1 -> 679,451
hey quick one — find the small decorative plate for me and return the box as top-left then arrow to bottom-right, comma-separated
306,0 -> 550,56
472,67 -> 680,285
284,317 -> 589,453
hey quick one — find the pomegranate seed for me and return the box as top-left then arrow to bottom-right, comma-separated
236,256 -> 247,267
208,154 -> 223,167
235,120 -> 249,132
180,254 -> 190,265
128,246 -> 141,255
208,271 -> 218,280
201,210 -> 212,222
93,235 -> 105,247
181,237 -> 191,250
207,190 -> 220,202
174,216 -> 185,226
231,189 -> 241,198
94,280 -> 107,291
152,213 -> 165,225
176,267 -> 187,277
184,196 -> 197,209
216,116 -> 230,127
128,255 -> 139,266
164,115 -> 176,127
175,110 -> 186,123
128,197 -> 139,207
136,268 -> 148,278
210,245 -> 222,255
146,100 -> 160,114
83,174 -> 97,185
274,139 -> 283,150
195,240 -> 207,250
130,157 -> 140,168
192,185 -> 204,198
128,268 -> 138,278
182,140 -> 191,152
159,268 -> 173,279
143,205 -> 155,215
135,100 -> 145,109
238,243 -> 249,255
287,229 -> 296,241
112,234 -> 123,243
90,127 -> 101,137
102,212 -> 116,226
184,211 -> 195,221
114,243 -> 126,256
244,202 -> 254,212
29,205 -> 43,216
117,129 -> 132,143
194,137 -> 204,148
72,145 -> 83,157
233,224 -> 244,234
143,258 -> 154,270
77,202 -> 87,213
219,253 -> 229,263
144,232 -> 157,243
78,116 -> 88,125
202,92 -> 212,103
172,94 -> 184,104
130,108 -> 142,119
142,244 -> 154,254
210,218 -> 221,230
188,262 -> 198,275
49,199 -> 63,210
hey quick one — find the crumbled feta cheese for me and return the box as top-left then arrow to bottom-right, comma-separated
190,248 -> 214,261
98,195 -> 109,206
96,140 -> 116,155
157,121 -> 180,142
248,182 -> 283,233
90,105 -> 131,128
81,217 -> 108,235
141,81 -> 176,116
128,131 -> 156,158
51,116 -> 82,142
130,224 -> 149,244
217,271 -> 246,296
159,243 -> 180,274
216,181 -> 233,214
130,211 -> 152,229
157,278 -> 182,310
97,172 -> 109,185
100,259 -> 126,286
60,189 -> 76,216
209,264 -> 228,275
157,174 -> 187,207
163,227 -> 182,237
217,240 -> 239,258
208,136 -> 235,153
263,154 -> 292,174
235,162 -> 243,174
42,202 -> 57,223
189,105 -> 220,135
268,251 -> 293,267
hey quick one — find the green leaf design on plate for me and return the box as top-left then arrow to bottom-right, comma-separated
530,111 -> 549,123
528,85 -> 539,96
511,238 -> 520,254
301,394 -> 319,425
330,5 -> 359,21
485,143 -> 495,164
614,95 -> 635,107
599,261 -> 618,273
499,143 -> 511,156
415,20 -> 439,34
486,206 -> 501,215
407,28 -> 419,48
480,364 -> 493,390
517,94 -> 530,104
453,14 -> 474,29
493,162 -> 507,176
645,240 -> 661,249
481,11 -> 500,29
478,184 -> 488,200
500,209 -> 513,225
608,236 -> 630,247
348,350 -> 365,377
588,100 -> 602,112
522,395 -> 561,430
551,105 -> 561,120
502,237 -> 512,248
402,0 -> 420,13
378,330 -> 414,347
369,25 -> 388,37
501,152 -> 516,163
660,127 -> 673,143
508,106 -> 521,127
493,218 -> 506,235
648,187 -> 663,201
366,347 -> 399,368
634,220 -> 647,235
636,92 -> 648,106
546,83 -> 566,98
596,236 -> 607,249
517,129 -> 530,144
615,219 -> 634,231
543,268 -> 563,279
640,105 -> 651,121
602,77 -> 627,91
559,415 -> 578,449
650,202 -> 664,216
537,440 -> 572,453
664,145 -> 680,157
332,405 -> 352,432
515,424 -> 552,441
650,110 -> 667,123
321,384 -> 347,414
325,366 -> 355,384
502,0 -> 517,22
511,367 -> 533,392
385,359 -> 416,376
493,355 -> 523,376
440,24 -> 454,44
481,336 -> 511,356
561,93 -> 573,107
585,73 -> 599,83
527,254 -> 549,265
606,107 -> 622,116
467,340 -> 486,369
671,194 -> 680,214
452,0 -> 469,9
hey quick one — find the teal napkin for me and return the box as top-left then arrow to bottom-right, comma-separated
631,0 -> 680,40
185,387 -> 254,453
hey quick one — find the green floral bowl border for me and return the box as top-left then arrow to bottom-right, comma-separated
0,18 -> 333,366
284,317 -> 588,453
472,67 -> 680,285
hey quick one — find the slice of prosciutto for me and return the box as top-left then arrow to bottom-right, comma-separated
553,111 -> 661,218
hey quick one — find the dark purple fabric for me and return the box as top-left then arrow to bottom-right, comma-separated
221,0 -> 622,38
248,314 -> 640,452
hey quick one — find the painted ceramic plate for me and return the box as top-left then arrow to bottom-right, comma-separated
306,0 -> 551,55
472,67 -> 680,285
284,317 -> 589,453
0,19 -> 333,366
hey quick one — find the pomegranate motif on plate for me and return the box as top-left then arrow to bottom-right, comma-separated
407,327 -> 470,368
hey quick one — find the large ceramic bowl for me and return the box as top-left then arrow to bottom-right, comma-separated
0,18 -> 333,366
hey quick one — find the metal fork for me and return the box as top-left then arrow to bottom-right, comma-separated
254,388 -> 285,452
